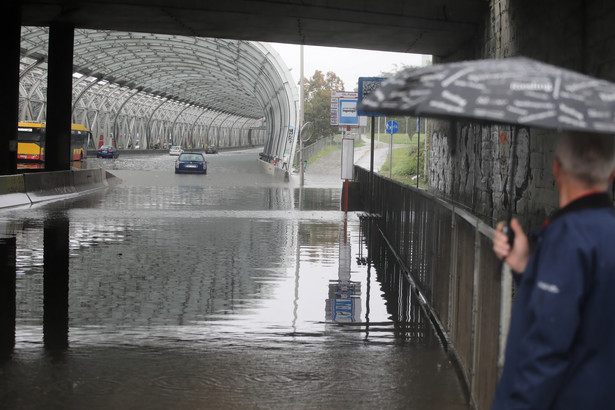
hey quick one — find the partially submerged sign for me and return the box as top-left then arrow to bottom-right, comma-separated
341,137 -> 354,180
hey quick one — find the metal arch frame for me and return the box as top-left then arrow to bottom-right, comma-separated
112,92 -> 158,145
19,57 -> 47,81
73,79 -> 117,139
228,115 -> 248,147
71,33 -> 266,117
18,27 -> 298,160
99,86 -> 134,143
19,65 -> 48,122
18,80 -> 43,121
237,116 -> 256,146
206,111 -> 227,146
153,101 -> 181,145
251,42 -> 299,161
72,77 -> 105,119
91,34 -> 298,153
189,108 -> 210,144
170,103 -> 195,146
218,114 -> 240,147
146,97 -> 169,148
112,88 -> 141,144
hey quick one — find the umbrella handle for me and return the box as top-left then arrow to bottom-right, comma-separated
502,222 -> 515,248
504,125 -> 518,249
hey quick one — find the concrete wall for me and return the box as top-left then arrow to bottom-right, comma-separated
429,0 -> 615,229
0,174 -> 30,208
257,159 -> 290,181
0,168 -> 117,209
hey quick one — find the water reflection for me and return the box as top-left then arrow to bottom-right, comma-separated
325,221 -> 361,323
0,151 -> 470,409
0,235 -> 16,358
43,215 -> 69,351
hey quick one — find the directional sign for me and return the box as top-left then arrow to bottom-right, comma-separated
385,120 -> 399,134
358,77 -> 386,117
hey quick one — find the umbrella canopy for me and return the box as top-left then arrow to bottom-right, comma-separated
359,56 -> 615,134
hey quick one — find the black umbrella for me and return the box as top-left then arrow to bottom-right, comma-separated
358,56 -> 615,134
358,56 -> 615,245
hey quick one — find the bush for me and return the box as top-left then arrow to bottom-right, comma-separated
380,144 -> 427,187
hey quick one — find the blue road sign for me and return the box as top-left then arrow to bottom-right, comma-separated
357,77 -> 386,117
385,120 -> 399,134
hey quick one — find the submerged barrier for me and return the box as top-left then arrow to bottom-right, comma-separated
0,168 -> 118,209
257,158 -> 290,181
355,165 -> 512,410
0,175 -> 30,208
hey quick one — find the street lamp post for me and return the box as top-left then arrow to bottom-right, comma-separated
299,45 -> 305,186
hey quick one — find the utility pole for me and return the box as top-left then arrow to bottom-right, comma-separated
299,45 -> 305,186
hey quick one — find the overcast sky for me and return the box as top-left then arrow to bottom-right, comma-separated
267,42 -> 429,91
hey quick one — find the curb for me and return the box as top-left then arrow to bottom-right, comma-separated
0,168 -> 119,209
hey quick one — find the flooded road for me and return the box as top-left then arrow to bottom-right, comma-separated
0,149 -> 470,409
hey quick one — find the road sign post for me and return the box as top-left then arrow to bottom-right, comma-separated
385,120 -> 398,178
341,137 -> 354,213
358,77 -> 386,214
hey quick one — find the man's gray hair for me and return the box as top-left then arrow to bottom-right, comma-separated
556,131 -> 615,185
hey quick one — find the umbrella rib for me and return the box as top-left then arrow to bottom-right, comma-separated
441,66 -> 474,87
553,76 -> 561,99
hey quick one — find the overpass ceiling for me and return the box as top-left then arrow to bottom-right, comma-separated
21,27 -> 295,119
20,0 -> 487,57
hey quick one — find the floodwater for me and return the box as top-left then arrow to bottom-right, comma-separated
0,149 -> 470,409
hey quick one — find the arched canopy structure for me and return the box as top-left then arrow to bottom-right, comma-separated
19,27 -> 299,158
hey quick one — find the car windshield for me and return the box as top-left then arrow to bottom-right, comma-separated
178,154 -> 203,162
100,145 -> 112,149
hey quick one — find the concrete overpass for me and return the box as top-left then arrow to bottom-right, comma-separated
1,0 -> 487,174
18,1 -> 485,56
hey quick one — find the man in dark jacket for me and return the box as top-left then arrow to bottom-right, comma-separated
492,131 -> 615,409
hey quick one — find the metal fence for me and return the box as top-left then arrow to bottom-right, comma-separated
355,166 -> 513,410
293,136 -> 339,166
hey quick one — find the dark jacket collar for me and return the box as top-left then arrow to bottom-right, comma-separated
545,192 -> 613,227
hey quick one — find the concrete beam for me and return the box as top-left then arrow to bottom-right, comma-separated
0,0 -> 20,175
45,22 -> 75,171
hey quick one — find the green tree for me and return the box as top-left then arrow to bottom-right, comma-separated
303,70 -> 345,139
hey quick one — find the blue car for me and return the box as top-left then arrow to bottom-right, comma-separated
97,145 -> 119,158
175,152 -> 207,174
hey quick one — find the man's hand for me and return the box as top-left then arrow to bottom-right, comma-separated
493,218 -> 530,273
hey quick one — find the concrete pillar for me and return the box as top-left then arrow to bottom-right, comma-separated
0,236 -> 17,358
45,22 -> 75,171
0,1 -> 21,175
43,217 -> 70,351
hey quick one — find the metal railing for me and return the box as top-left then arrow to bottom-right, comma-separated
293,135 -> 339,166
355,166 -> 513,410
